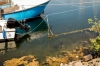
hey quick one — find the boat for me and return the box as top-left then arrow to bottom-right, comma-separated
0,0 -> 50,21
0,19 -> 16,41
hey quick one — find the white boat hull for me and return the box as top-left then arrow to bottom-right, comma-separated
1,0 -> 50,21
0,20 -> 16,41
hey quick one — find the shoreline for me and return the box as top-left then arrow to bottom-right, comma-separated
3,46 -> 100,66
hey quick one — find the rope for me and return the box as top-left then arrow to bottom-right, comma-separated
22,5 -> 26,22
46,16 -> 55,38
55,0 -> 80,7
20,16 -> 47,36
45,16 -> 90,38
16,1 -> 100,6
46,4 -> 100,16
17,0 -> 100,38
55,28 -> 90,37
47,8 -> 83,16
55,0 -> 100,5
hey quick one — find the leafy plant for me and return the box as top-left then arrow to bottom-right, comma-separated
89,36 -> 100,52
88,17 -> 100,52
88,17 -> 100,34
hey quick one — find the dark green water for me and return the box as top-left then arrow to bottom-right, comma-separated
0,0 -> 100,65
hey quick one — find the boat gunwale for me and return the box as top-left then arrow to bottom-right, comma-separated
2,0 -> 50,15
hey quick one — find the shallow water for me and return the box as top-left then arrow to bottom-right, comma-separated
0,0 -> 100,65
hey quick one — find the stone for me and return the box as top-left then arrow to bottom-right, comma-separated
74,61 -> 84,66
82,62 -> 88,66
64,64 -> 68,66
97,63 -> 100,66
60,63 -> 63,66
3,55 -> 39,66
83,54 -> 93,61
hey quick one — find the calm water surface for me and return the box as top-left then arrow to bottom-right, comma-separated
0,0 -> 100,65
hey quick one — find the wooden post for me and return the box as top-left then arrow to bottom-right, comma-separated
0,9 -> 2,19
0,8 -> 4,20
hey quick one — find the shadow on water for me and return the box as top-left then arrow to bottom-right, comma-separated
0,16 -> 48,54
0,0 -> 100,66
16,17 -> 48,34
0,41 -> 17,55
15,16 -> 48,43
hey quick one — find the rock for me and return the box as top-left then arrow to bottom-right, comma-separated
82,62 -> 88,65
83,54 -> 93,61
60,63 -> 63,66
97,63 -> 100,66
64,64 -> 68,66
23,56 -> 33,62
3,55 -> 39,66
74,61 -> 84,66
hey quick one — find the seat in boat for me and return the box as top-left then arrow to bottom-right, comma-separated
2,5 -> 19,14
0,2 -> 7,5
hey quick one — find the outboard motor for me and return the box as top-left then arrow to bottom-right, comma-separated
7,18 -> 30,31
7,18 -> 20,28
20,24 -> 30,31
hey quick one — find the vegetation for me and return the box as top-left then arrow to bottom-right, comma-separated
88,17 -> 100,52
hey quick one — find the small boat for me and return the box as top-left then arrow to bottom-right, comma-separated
0,19 -> 16,41
0,0 -> 50,21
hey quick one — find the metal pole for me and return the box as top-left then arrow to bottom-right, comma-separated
9,0 -> 11,7
0,8 -> 2,19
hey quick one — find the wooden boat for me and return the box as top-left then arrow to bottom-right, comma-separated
0,20 -> 16,41
0,0 -> 50,21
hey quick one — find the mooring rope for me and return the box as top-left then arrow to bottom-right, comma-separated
45,16 -> 91,38
47,8 -> 83,16
55,28 -> 90,37
46,4 -> 100,16
17,0 -> 100,6
21,16 -> 47,35
18,1 -> 100,38
55,0 -> 80,7
46,16 -> 55,38
55,0 -> 100,5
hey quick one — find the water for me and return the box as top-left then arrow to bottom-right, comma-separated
0,0 -> 100,65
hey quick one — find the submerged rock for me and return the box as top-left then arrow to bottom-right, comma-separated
83,54 -> 93,61
44,47 -> 92,66
3,55 -> 39,66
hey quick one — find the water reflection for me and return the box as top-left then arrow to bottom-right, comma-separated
0,41 -> 16,55
92,0 -> 99,16
79,0 -> 86,14
0,0 -> 100,65
16,17 -> 48,42
0,17 -> 48,55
